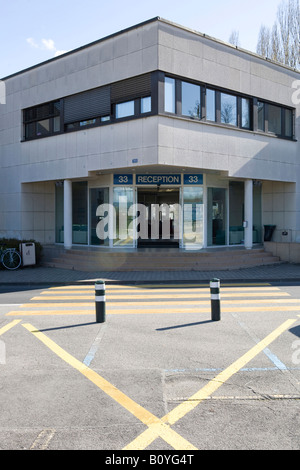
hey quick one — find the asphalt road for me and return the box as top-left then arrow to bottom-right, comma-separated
0,281 -> 300,453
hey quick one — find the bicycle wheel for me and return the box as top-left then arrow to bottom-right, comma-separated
2,250 -> 21,270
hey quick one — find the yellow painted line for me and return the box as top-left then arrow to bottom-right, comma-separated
19,298 -> 300,309
0,319 -> 21,335
40,287 -> 280,296
20,303 -> 96,308
124,317 -> 297,450
8,306 -> 300,316
48,283 -> 271,290
22,323 -> 197,451
7,310 -> 93,316
31,292 -> 290,300
46,286 -> 279,294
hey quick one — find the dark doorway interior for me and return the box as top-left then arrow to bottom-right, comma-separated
137,188 -> 180,247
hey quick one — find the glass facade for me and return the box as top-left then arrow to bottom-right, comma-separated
55,175 -> 263,250
90,188 -> 109,245
207,188 -> 227,246
229,182 -> 244,245
183,187 -> 204,248
113,187 -> 134,246
72,181 -> 88,245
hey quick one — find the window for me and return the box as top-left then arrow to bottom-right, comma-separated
206,89 -> 216,122
257,101 -> 265,131
116,100 -> 135,119
24,100 -> 61,140
221,93 -> 237,126
182,81 -> 201,119
285,109 -> 293,138
241,98 -> 250,129
268,104 -> 281,135
141,96 -> 151,113
37,119 -> 50,136
72,181 -> 88,245
164,77 -> 175,113
80,119 -> 96,127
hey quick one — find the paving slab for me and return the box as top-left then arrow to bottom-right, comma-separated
0,262 -> 300,285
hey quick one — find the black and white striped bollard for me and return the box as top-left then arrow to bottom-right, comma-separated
210,278 -> 221,321
95,280 -> 106,323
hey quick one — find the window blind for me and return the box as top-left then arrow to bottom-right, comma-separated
64,86 -> 110,124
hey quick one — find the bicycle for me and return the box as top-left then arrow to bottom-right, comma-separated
0,245 -> 22,270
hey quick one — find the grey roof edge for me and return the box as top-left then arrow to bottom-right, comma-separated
158,17 -> 300,75
2,15 -> 299,81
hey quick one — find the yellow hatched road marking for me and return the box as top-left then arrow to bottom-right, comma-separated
7,306 -> 300,316
0,320 -> 21,335
18,298 -> 300,309
32,292 -> 290,300
22,323 -> 197,451
46,287 -> 280,294
124,318 -> 297,450
48,283 -> 271,290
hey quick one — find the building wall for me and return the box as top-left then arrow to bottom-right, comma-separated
0,18 -> 299,247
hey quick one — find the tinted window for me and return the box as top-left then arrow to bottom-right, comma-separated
182,81 -> 201,118
268,104 -> 281,134
285,109 -> 293,137
221,93 -> 237,126
141,96 -> 151,113
241,98 -> 250,128
116,100 -> 135,119
165,77 -> 175,113
257,101 -> 265,131
206,89 -> 216,121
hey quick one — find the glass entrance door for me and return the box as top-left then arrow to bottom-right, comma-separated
207,188 -> 227,246
90,188 -> 109,245
137,188 -> 180,247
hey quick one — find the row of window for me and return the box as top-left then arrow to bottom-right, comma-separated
23,72 -> 295,141
164,76 -> 294,139
24,96 -> 152,139
64,97 -> 151,131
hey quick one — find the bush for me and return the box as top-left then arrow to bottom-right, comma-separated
0,238 -> 43,267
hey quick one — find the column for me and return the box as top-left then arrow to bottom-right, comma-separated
244,179 -> 253,250
64,179 -> 72,249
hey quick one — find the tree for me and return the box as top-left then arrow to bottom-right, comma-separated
256,0 -> 300,69
228,30 -> 240,47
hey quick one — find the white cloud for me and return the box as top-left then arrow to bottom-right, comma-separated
41,39 -> 56,51
26,37 -> 39,48
26,37 -> 68,57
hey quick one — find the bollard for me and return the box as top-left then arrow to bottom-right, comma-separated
95,280 -> 106,323
210,278 -> 221,321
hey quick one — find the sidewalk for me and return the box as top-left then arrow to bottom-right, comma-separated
0,262 -> 300,284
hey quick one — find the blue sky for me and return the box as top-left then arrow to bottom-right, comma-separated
1,0 -> 281,78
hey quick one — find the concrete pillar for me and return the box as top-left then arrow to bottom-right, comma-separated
244,179 -> 253,250
64,179 -> 72,249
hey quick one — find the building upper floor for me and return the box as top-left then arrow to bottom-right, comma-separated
0,17 -> 299,184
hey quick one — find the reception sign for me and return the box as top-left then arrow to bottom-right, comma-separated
136,174 -> 181,185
